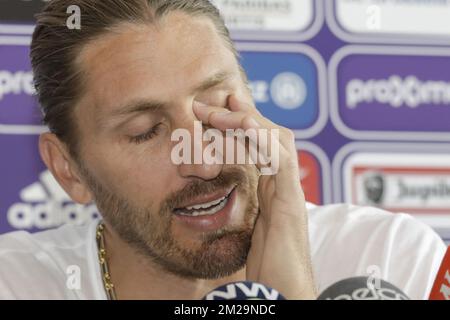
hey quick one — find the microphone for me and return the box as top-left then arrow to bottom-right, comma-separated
202,281 -> 286,300
429,246 -> 450,300
318,277 -> 410,300
202,277 -> 409,300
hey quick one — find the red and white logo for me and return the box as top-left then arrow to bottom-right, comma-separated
429,247 -> 450,300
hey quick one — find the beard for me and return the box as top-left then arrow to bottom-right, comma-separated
78,162 -> 260,280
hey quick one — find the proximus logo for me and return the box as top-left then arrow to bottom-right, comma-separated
346,75 -> 450,109
0,70 -> 35,101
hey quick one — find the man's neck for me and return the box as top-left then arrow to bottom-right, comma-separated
102,224 -> 246,300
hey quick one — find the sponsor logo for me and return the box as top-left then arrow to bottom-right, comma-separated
342,151 -> 450,214
328,0 -> 450,44
211,0 -> 322,41
0,70 -> 35,101
354,168 -> 450,212
297,141 -> 332,205
332,286 -> 408,300
0,42 -> 43,131
7,170 -> 99,230
250,72 -> 307,110
347,75 -> 450,109
204,281 -> 282,300
330,46 -> 450,140
270,72 -> 307,110
298,150 -> 323,205
360,170 -> 384,205
238,43 -> 327,138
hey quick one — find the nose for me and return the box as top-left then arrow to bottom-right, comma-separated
172,105 -> 223,181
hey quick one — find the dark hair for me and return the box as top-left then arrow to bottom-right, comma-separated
30,0 -> 237,156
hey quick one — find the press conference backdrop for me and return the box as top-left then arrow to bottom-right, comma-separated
1,0 -> 450,245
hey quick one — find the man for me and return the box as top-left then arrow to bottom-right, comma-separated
0,0 -> 445,300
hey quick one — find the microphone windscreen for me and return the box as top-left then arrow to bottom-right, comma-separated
318,277 -> 409,300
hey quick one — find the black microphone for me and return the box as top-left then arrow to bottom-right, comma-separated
318,277 -> 410,300
202,281 -> 286,300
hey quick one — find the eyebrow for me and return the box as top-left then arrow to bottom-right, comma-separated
108,70 -> 233,120
110,99 -> 165,118
192,70 -> 232,93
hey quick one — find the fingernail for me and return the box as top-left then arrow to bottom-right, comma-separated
193,101 -> 208,110
214,110 -> 232,116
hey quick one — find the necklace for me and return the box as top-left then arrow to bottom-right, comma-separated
96,221 -> 118,300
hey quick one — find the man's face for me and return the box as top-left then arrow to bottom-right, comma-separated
72,12 -> 259,279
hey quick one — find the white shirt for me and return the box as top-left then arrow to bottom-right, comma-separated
0,203 -> 446,300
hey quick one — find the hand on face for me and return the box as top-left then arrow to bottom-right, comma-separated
193,95 -> 317,300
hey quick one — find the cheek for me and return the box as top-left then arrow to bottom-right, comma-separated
85,142 -> 177,207
115,158 -> 175,207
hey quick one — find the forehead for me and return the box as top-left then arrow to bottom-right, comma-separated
75,12 -> 238,117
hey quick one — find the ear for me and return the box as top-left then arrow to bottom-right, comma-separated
39,133 -> 93,204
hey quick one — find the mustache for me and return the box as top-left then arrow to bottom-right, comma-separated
163,166 -> 250,212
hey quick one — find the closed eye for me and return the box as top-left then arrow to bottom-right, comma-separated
129,123 -> 163,144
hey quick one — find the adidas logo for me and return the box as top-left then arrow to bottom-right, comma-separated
7,170 -> 100,230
